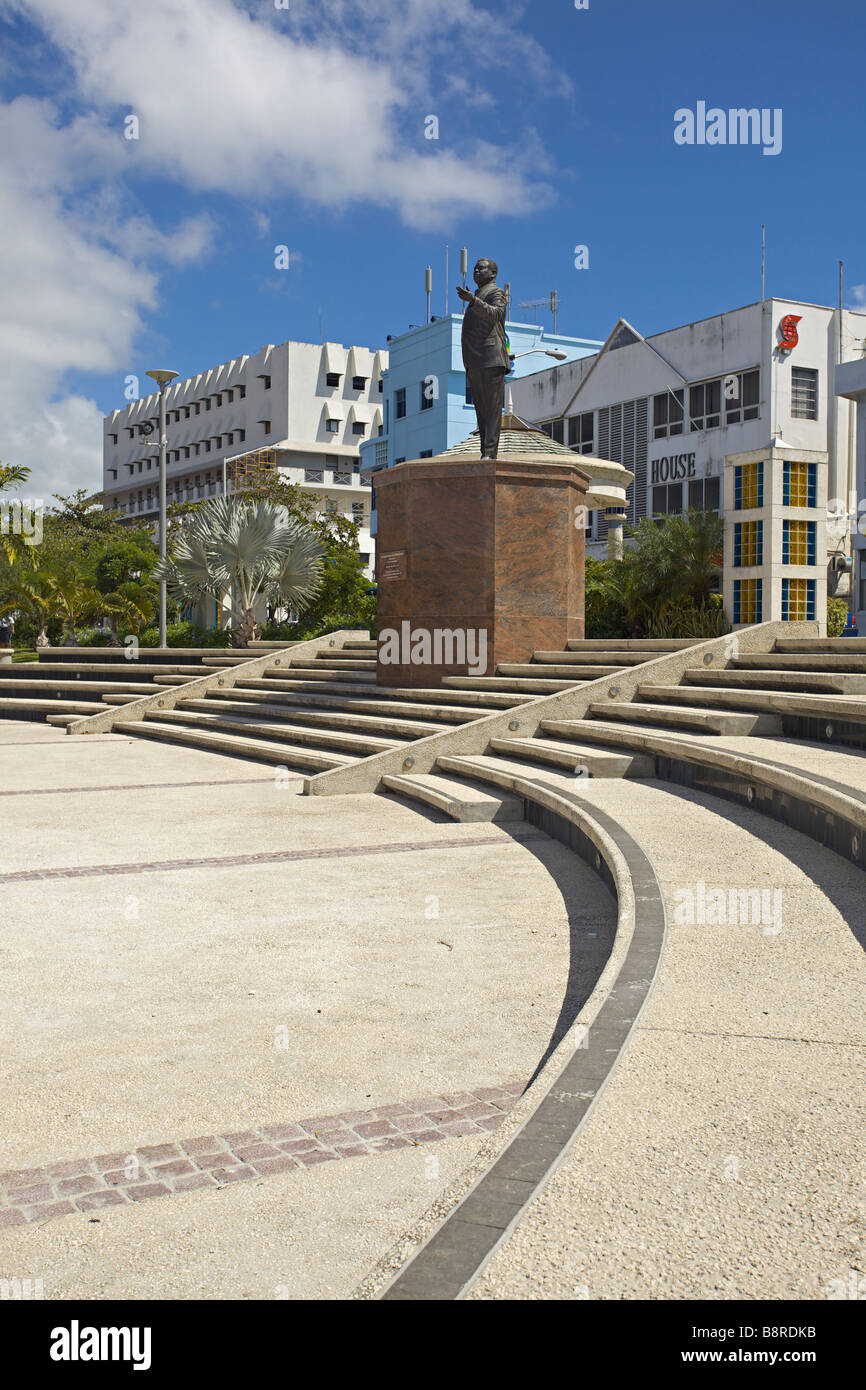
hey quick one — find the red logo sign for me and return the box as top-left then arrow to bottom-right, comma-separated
779,314 -> 802,351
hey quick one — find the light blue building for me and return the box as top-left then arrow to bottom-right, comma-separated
360,314 -> 601,537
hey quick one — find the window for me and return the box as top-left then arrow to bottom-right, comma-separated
395,457 -> 406,464
325,372 -> 341,388
652,483 -> 683,516
352,376 -> 366,391
733,578 -> 763,624
568,412 -> 594,454
465,379 -> 473,406
326,419 -> 340,433
110,469 -> 117,481
183,447 -> 190,459
204,398 -> 211,411
352,422 -> 366,436
783,460 -> 817,506
184,407 -> 191,419
725,369 -> 760,424
109,433 -> 118,445
653,389 -> 684,439
395,388 -> 407,419
733,520 -> 763,567
791,367 -> 818,420
334,471 -> 352,484
352,502 -> 366,521
304,469 -> 324,483
261,420 -> 271,435
420,381 -> 434,411
419,449 -> 434,458
324,498 -> 338,515
215,394 -> 222,406
204,441 -> 211,453
238,429 -> 246,442
782,519 -> 817,565
782,577 -> 816,621
194,402 -> 201,415
689,379 -> 721,431
261,375 -> 272,390
688,476 -> 721,512
734,461 -> 764,510
378,380 -> 383,393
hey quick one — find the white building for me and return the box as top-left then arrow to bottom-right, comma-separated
102,339 -> 388,576
511,298 -> 866,628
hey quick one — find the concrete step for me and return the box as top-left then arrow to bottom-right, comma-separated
381,772 -> 523,823
128,720 -> 352,770
733,652 -> 866,672
495,663 -> 623,679
639,682 -> 866,724
183,697 -> 433,740
589,700 -> 782,736
433,753 -> 602,799
442,675 -> 578,694
531,651 -> 652,667
774,638 -> 866,653
0,664 -> 207,680
226,684 -> 494,724
566,639 -> 699,651
147,708 -> 398,755
313,650 -> 378,663
297,658 -> 377,671
270,666 -> 377,684
0,679 -> 158,697
487,736 -> 653,778
684,668 -> 866,694
0,698 -> 107,720
241,676 -> 533,709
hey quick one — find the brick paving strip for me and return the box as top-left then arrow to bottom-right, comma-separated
0,778 -> 277,798
0,1084 -> 524,1231
1,832 -> 547,883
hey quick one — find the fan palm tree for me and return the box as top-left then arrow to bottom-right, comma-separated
153,495 -> 325,647
0,462 -> 34,565
49,566 -> 106,645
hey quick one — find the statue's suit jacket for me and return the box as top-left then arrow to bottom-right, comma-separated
461,281 -> 509,371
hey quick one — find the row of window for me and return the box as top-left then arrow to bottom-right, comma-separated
114,489 -> 370,522
734,461 -> 818,511
733,519 -> 817,568
733,578 -> 816,625
652,477 -> 721,517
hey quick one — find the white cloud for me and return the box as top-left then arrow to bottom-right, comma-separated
0,0 -> 562,499
849,285 -> 866,310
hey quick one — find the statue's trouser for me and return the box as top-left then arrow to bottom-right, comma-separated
467,367 -> 507,459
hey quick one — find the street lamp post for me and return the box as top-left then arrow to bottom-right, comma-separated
146,369 -> 179,648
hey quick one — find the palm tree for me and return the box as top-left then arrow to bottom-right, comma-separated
0,462 -> 34,566
49,566 -> 106,645
0,569 -> 59,648
153,495 -> 324,647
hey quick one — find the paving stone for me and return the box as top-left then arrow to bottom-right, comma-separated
76,1190 -> 127,1211
232,1144 -> 281,1163
127,1183 -> 171,1202
279,1139 -> 324,1155
252,1156 -> 299,1177
333,1144 -> 369,1158
221,1132 -> 261,1146
476,1114 -> 507,1131
353,1120 -> 398,1139
182,1136 -> 226,1155
152,1159 -> 197,1177
297,1151 -> 339,1167
58,1175 -> 105,1197
10,1183 -> 53,1204
195,1152 -> 235,1168
369,1136 -> 411,1153
0,1208 -> 27,1228
24,1200 -> 75,1222
211,1166 -> 256,1184
172,1173 -> 216,1193
137,1143 -> 182,1162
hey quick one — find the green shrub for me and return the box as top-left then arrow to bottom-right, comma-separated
827,597 -> 848,637
138,621 -> 202,648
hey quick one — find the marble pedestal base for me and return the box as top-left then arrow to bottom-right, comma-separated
374,454 -> 588,688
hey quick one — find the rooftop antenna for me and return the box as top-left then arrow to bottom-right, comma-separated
550,290 -> 560,334
425,265 -> 432,324
519,297 -> 547,325
761,225 -> 766,300
445,246 -> 449,315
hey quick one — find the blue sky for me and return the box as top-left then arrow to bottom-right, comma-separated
1,0 -> 864,497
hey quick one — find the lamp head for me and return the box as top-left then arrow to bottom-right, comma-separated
146,369 -> 179,387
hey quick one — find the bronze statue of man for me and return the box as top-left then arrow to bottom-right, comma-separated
457,258 -> 509,460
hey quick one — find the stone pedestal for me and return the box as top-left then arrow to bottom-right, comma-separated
375,455 -> 589,687
0,649 -> 12,665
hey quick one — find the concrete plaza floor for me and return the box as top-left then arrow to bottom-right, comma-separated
468,777 -> 866,1301
0,721 -> 614,1298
